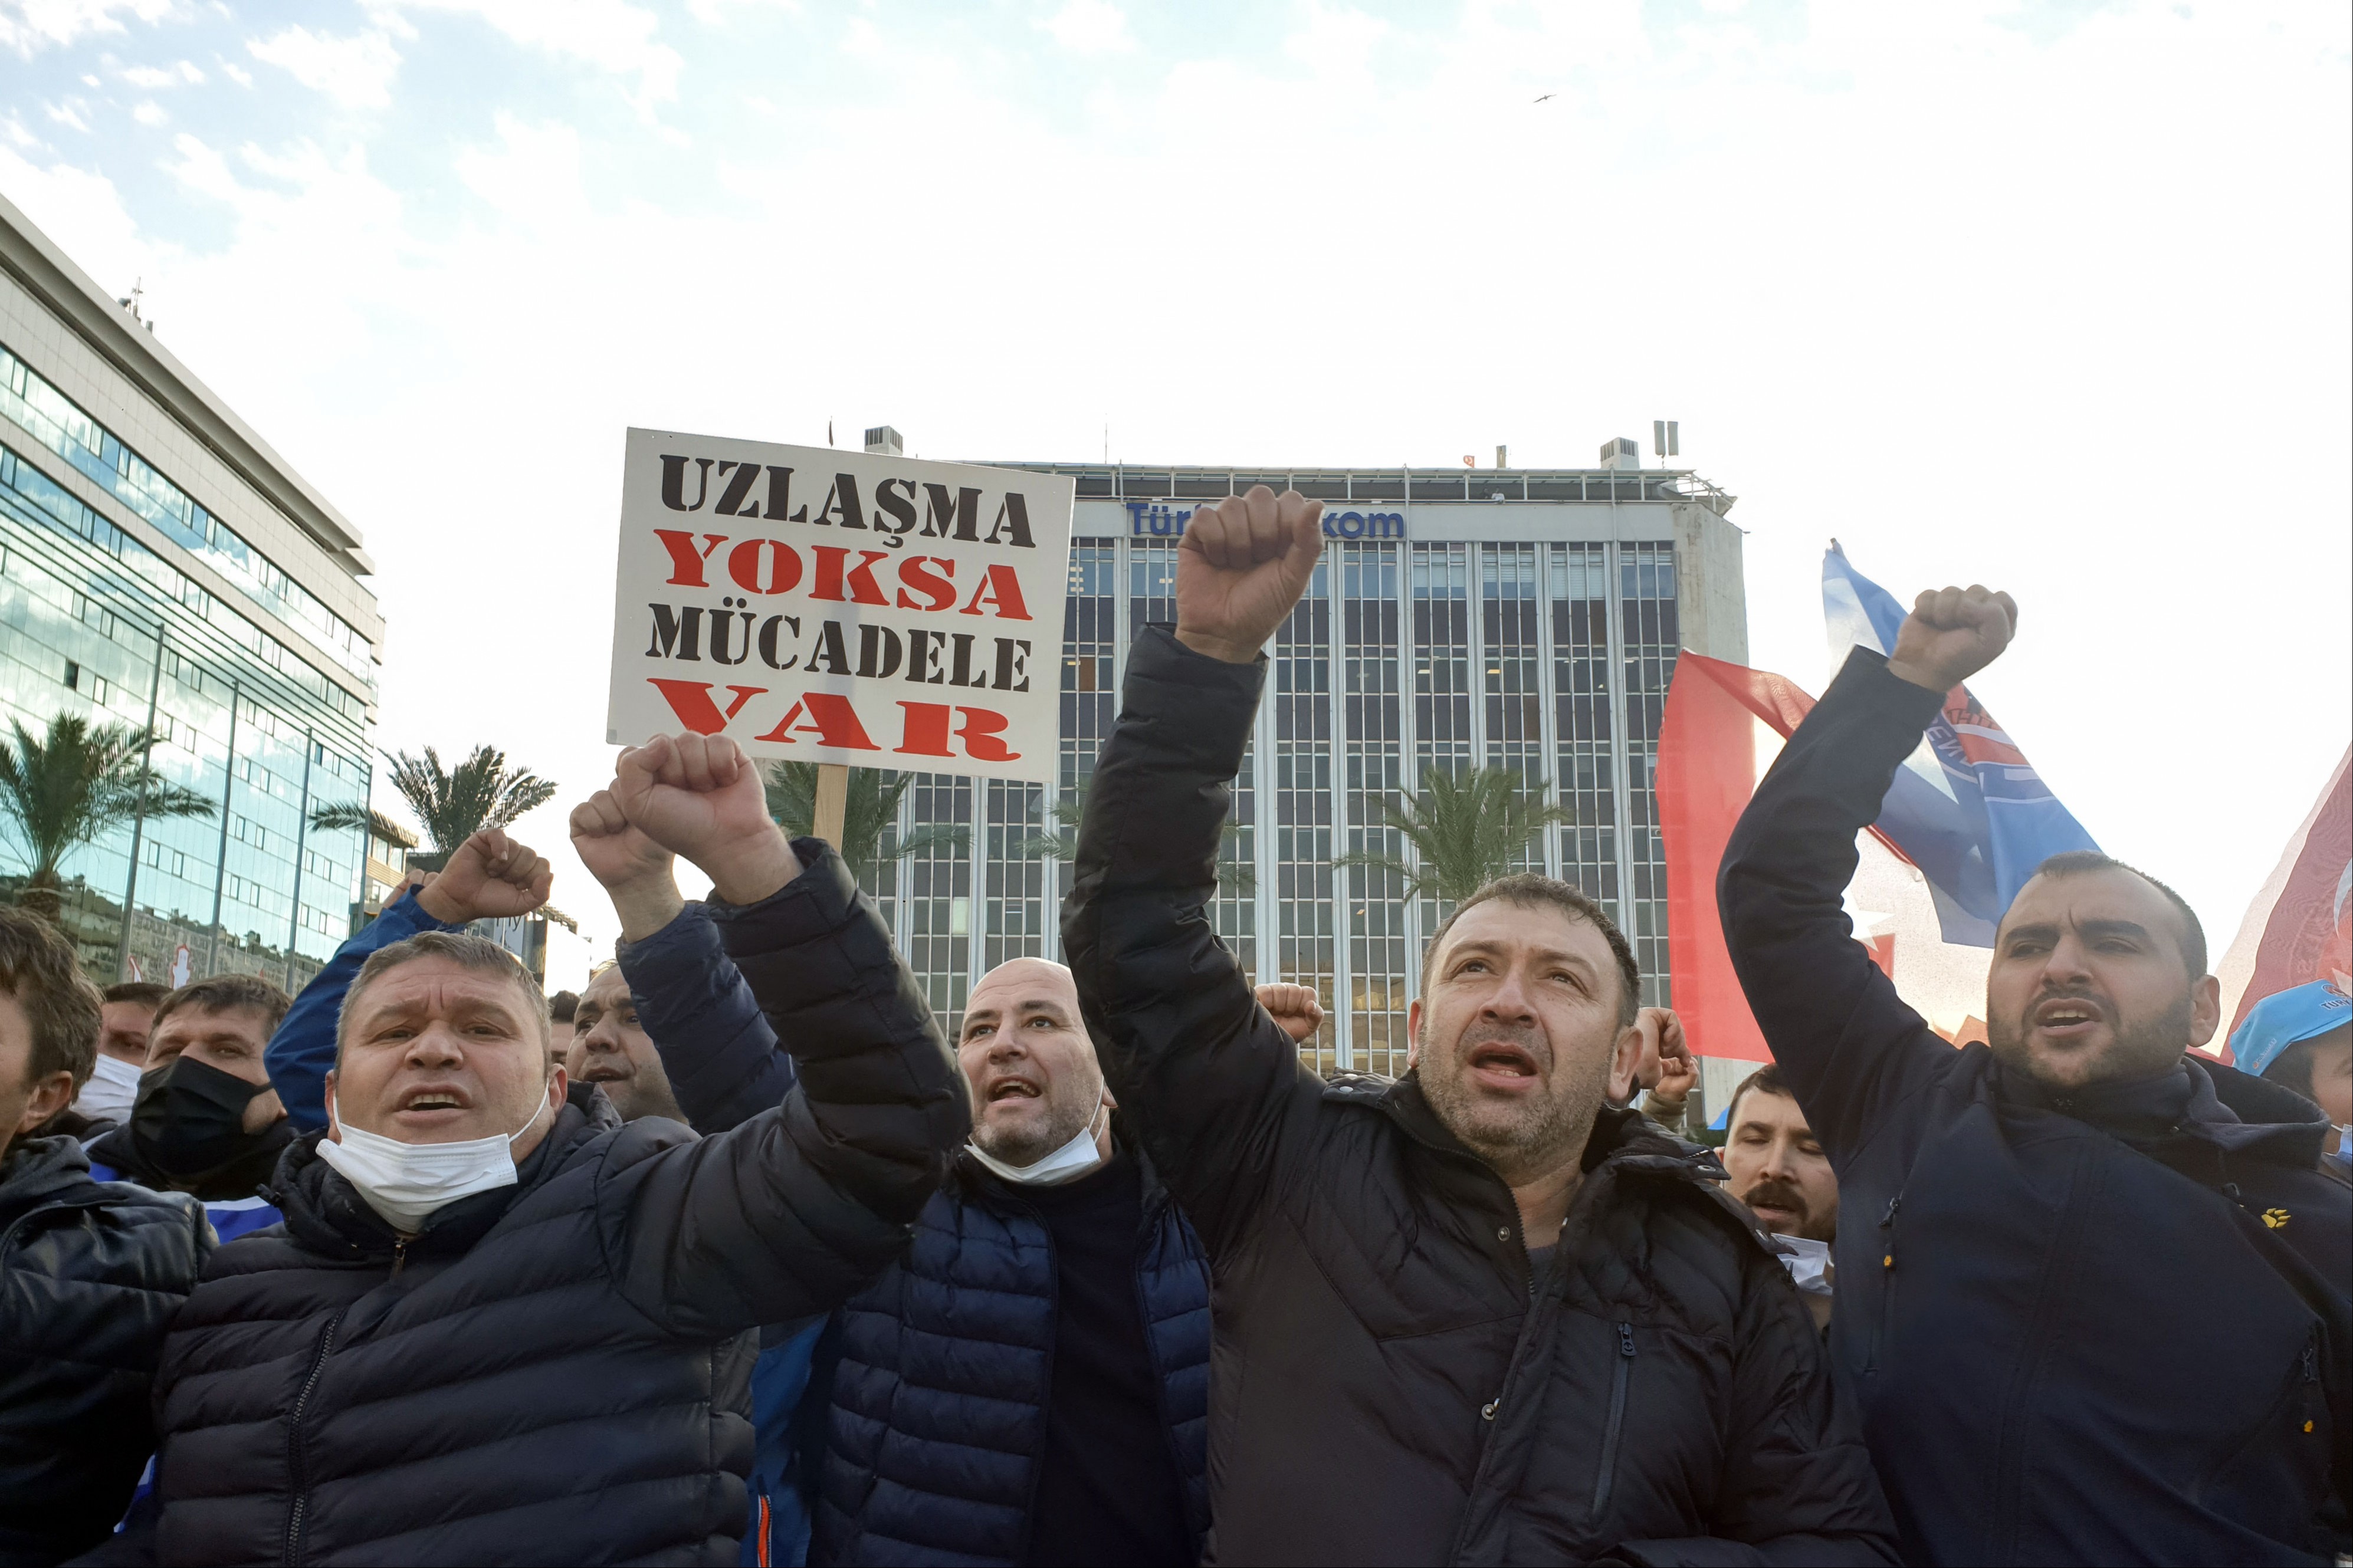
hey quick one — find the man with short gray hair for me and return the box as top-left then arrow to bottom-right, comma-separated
115,734 -> 968,1566
1062,485 -> 1895,1566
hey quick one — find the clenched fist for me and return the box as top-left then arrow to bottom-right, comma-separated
415,828 -> 552,925
1886,584 -> 2017,696
1256,982 -> 1325,1045
569,790 -> 685,942
612,732 -> 799,906
1176,485 -> 1325,665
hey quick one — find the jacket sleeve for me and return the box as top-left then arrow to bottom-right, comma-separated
616,903 -> 796,1137
600,841 -> 969,1334
1062,624 -> 1328,1261
1615,1244 -> 1901,1567
265,887 -> 463,1132
1715,646 -> 1955,1162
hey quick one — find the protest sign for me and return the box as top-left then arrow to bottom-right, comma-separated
606,430 -> 1075,785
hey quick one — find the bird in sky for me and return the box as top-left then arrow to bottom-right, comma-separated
1534,93 -> 1555,102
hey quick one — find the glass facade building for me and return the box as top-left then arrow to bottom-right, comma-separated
872,460 -> 1747,1069
0,193 -> 380,987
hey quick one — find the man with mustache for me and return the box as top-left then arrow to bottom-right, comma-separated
1717,1063 -> 1837,1332
1719,584 -> 2352,1565
1059,485 -> 1896,1566
563,965 -> 687,1126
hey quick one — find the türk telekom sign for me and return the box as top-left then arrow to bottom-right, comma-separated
606,430 -> 1074,784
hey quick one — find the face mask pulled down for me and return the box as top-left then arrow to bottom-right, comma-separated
318,1086 -> 552,1233
966,1103 -> 1108,1186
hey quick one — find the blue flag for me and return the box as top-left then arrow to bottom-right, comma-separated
1823,543 -> 2099,946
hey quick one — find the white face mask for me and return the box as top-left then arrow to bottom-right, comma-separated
317,1085 -> 553,1234
73,1054 -> 143,1123
965,1102 -> 1108,1186
1769,1233 -> 1836,1297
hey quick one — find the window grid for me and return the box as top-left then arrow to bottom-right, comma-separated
1412,544 -> 1472,940
1481,543 -> 1547,877
901,774 -> 973,1037
1619,543 -> 1679,1006
1550,543 -> 1620,918
1338,542 -> 1409,1076
1272,557 -> 1337,1074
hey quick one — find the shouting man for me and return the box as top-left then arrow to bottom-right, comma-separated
1719,584 -> 2352,1564
1059,485 -> 1895,1566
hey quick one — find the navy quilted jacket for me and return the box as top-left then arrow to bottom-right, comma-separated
619,916 -> 1211,1567
813,1147 -> 1211,1566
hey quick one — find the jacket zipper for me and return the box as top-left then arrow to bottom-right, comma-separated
282,1307 -> 350,1566
1589,1323 -> 1636,1518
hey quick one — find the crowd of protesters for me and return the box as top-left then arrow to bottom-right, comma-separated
0,485 -> 2346,1567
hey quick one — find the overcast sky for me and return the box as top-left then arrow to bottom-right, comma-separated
4,0 -> 2347,963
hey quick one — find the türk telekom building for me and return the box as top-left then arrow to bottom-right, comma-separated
879,445 -> 1749,1077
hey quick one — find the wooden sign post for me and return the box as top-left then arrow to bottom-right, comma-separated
813,761 -> 848,850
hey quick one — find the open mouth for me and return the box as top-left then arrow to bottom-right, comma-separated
2032,997 -> 2106,1041
1465,1041 -> 1540,1090
985,1078 -> 1042,1105
582,1064 -> 631,1084
391,1086 -> 471,1123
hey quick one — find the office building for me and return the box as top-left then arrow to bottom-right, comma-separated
870,451 -> 1747,1076
0,191 -> 381,988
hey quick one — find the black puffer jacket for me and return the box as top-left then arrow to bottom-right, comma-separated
118,846 -> 968,1566
1063,627 -> 1898,1567
0,1134 -> 208,1566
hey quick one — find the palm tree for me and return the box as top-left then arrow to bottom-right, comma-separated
1334,764 -> 1571,906
1018,777 -> 1256,896
0,714 -> 216,922
304,803 -> 414,847
310,745 -> 557,856
766,764 -> 968,888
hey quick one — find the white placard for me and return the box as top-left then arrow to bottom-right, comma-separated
607,429 -> 1074,784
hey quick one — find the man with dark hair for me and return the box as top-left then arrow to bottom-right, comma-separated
1720,583 -> 2352,1564
86,972 -> 295,1244
565,966 -> 686,1125
118,737 -> 968,1566
63,979 -> 170,1131
548,988 -> 580,1057
1061,485 -> 1896,1566
1719,1063 -> 1838,1331
0,908 -> 208,1565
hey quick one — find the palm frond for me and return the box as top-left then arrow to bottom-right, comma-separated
308,802 -> 414,845
1337,765 -> 1572,906
385,745 -> 556,852
0,714 -> 218,915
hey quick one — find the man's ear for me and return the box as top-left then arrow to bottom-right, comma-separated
323,1068 -> 342,1142
2187,974 -> 2221,1050
1606,1023 -> 1645,1106
1405,1000 -> 1423,1071
13,1069 -> 74,1136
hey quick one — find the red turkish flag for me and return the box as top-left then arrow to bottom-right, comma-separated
2217,745 -> 2353,1046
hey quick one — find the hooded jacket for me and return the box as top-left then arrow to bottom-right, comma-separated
617,908 -> 1213,1567
1060,625 -> 1898,1568
111,844 -> 968,1566
1719,646 -> 2353,1566
0,1134 -> 208,1566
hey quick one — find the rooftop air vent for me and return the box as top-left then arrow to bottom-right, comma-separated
864,425 -> 903,456
1599,436 -> 1641,471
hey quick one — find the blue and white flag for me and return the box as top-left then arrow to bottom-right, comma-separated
1823,543 -> 2100,946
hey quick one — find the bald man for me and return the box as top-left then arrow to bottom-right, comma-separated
596,850 -> 1313,1566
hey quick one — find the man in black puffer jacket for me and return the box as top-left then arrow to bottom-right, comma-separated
100,732 -> 967,1567
0,908 -> 209,1568
1063,486 -> 1896,1567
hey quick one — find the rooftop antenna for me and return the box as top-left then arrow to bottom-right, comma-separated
1652,420 -> 1680,465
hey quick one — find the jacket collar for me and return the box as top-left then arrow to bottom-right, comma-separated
268,1082 -> 619,1260
87,1117 -> 296,1201
1996,1052 -> 2326,1169
0,1133 -> 103,1229
1361,1070 -> 1730,1189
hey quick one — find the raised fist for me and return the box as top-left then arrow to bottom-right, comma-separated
569,790 -> 685,942
1256,981 -> 1325,1045
415,827 -> 552,925
1176,485 -> 1325,665
612,733 -> 799,906
1885,584 -> 2017,696
1612,1005 -> 1691,1106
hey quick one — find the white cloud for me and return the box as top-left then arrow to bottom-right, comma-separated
1039,0 -> 1133,55
0,0 -> 179,57
247,25 -> 402,111
130,98 -> 163,123
43,99 -> 88,131
218,57 -> 249,86
120,58 -> 197,86
389,0 -> 681,112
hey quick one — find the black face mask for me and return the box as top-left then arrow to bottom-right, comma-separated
129,1056 -> 280,1180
